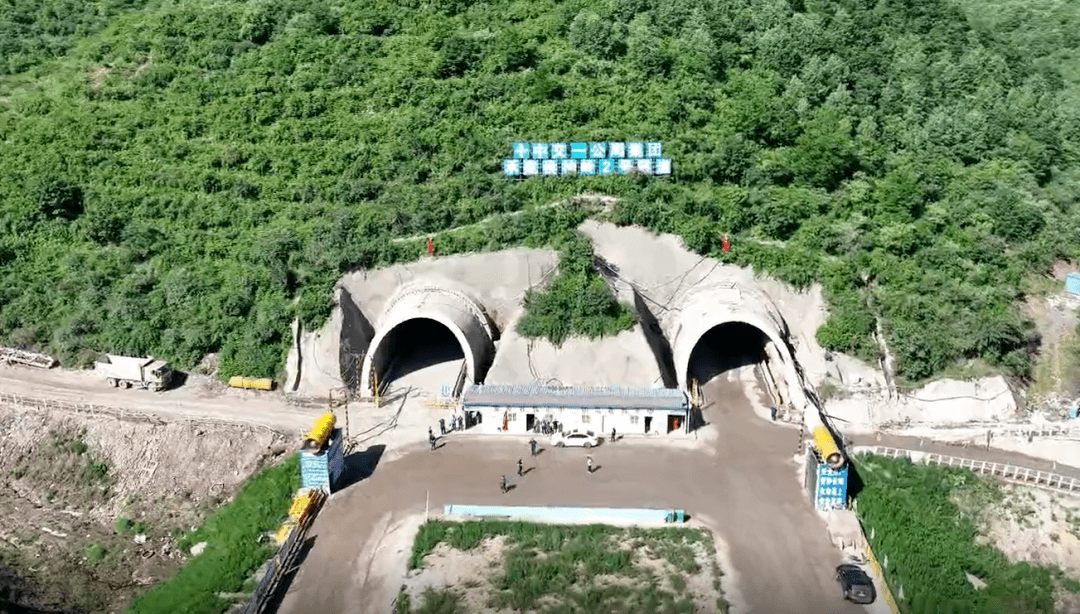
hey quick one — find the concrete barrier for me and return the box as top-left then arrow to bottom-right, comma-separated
442,505 -> 686,526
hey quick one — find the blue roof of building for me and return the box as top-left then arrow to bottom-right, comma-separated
459,384 -> 688,411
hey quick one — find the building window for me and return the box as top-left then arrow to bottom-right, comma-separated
508,413 -> 517,422
629,415 -> 640,424
581,413 -> 591,423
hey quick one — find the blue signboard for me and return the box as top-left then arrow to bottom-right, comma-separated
815,464 -> 849,511
502,141 -> 671,178
1067,273 -> 1080,296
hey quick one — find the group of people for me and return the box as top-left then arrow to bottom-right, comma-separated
534,418 -> 560,435
438,415 -> 466,435
502,438 -> 603,492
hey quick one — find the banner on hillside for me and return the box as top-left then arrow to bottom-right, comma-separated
502,142 -> 672,177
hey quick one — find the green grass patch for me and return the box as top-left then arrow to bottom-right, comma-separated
853,453 -> 1077,614
84,544 -> 107,563
123,453 -> 300,614
405,520 -> 722,614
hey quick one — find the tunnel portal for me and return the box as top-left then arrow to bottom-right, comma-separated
368,318 -> 466,390
687,321 -> 770,386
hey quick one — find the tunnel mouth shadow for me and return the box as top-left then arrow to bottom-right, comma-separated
376,318 -> 466,387
334,444 -> 385,491
687,322 -> 769,386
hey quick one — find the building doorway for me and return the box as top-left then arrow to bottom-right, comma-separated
526,413 -> 536,432
667,414 -> 682,434
644,416 -> 653,434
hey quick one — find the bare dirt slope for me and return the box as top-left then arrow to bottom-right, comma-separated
0,391 -> 292,613
1025,262 -> 1080,406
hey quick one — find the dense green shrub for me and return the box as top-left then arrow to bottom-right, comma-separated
516,231 -> 635,346
853,454 -> 1075,614
1,0 -> 1079,381
124,453 -> 300,614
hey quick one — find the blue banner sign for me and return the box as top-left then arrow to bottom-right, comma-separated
815,464 -> 849,511
504,142 -> 671,177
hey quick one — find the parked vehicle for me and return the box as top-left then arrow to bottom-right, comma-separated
552,429 -> 599,448
836,564 -> 876,604
94,354 -> 173,391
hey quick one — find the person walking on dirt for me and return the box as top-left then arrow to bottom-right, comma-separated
529,438 -> 538,457
586,456 -> 594,474
429,433 -> 436,451
429,427 -> 434,440
517,458 -> 524,477
500,475 -> 508,494
439,418 -> 446,435
611,427 -> 616,443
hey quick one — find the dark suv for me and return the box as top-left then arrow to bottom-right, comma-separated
836,564 -> 876,604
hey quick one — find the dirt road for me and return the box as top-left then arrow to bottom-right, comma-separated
849,432 -> 1080,481
5,359 -> 1080,613
0,365 -> 318,433
277,362 -> 864,614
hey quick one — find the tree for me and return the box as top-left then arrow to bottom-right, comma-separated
35,178 -> 84,221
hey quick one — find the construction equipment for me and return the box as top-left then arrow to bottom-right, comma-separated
812,425 -> 845,469
0,347 -> 57,369
274,521 -> 296,545
228,376 -> 274,391
287,489 -> 319,524
94,354 -> 173,391
303,412 -> 336,450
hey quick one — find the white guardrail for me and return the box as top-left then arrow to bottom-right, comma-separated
853,446 -> 1080,494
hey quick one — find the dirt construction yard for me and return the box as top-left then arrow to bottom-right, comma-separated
278,343 -> 865,614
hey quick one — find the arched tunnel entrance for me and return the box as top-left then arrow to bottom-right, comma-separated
685,320 -> 792,424
687,322 -> 770,386
359,285 -> 496,396
366,318 -> 468,392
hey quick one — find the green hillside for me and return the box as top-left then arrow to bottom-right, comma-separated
1,0 -> 1078,382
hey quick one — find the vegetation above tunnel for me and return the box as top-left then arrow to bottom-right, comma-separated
1,0 -> 1079,382
516,231 -> 635,346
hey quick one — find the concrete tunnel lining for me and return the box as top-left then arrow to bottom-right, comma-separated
670,290 -> 808,413
360,286 -> 494,391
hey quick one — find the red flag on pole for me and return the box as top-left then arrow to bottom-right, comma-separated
721,234 -> 730,253
427,237 -> 434,255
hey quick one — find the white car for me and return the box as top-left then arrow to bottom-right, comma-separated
552,429 -> 599,448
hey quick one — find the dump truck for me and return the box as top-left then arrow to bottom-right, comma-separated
94,354 -> 173,391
